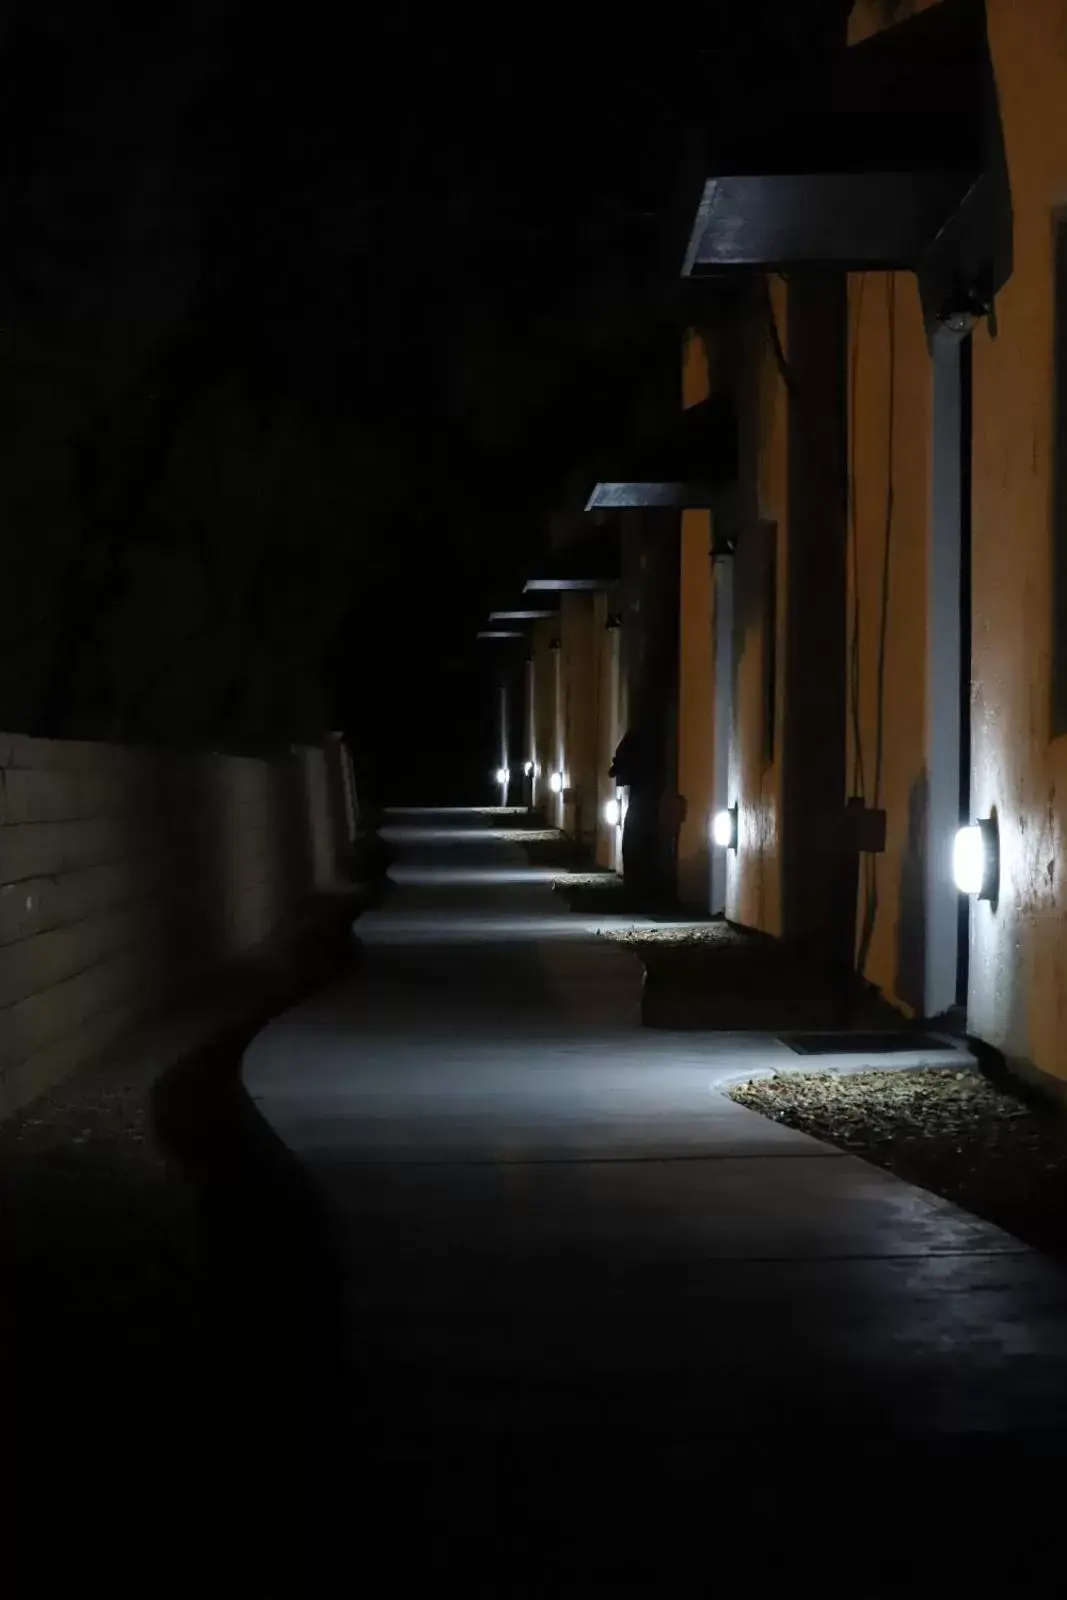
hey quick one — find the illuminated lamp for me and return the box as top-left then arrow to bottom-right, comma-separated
712,805 -> 738,852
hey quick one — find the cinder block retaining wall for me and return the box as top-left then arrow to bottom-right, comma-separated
0,732 -> 355,1117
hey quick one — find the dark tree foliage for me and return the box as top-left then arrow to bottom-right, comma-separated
0,2 -> 853,776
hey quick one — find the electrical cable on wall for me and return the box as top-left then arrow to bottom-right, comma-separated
856,273 -> 897,980
762,267 -> 897,982
848,272 -> 867,802
764,271 -> 860,941
871,272 -> 897,818
763,276 -> 795,396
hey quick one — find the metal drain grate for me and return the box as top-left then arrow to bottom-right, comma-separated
778,1032 -> 950,1056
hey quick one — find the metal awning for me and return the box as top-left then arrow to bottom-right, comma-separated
585,391 -> 737,511
523,577 -> 614,593
678,0 -> 1010,327
487,609 -> 558,621
523,525 -> 620,592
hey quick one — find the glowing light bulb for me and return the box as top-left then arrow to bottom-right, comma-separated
955,816 -> 1003,901
953,826 -> 982,894
712,806 -> 738,851
495,767 -> 509,786
549,771 -> 563,795
604,797 -> 620,827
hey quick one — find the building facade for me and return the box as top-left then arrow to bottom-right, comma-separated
670,0 -> 1067,1092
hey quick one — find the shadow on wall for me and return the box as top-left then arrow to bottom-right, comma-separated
666,791 -> 693,900
1051,214 -> 1067,738
289,749 -> 319,900
127,746 -> 318,1035
731,518 -> 778,925
127,748 -> 224,1027
675,793 -> 708,907
895,766 -> 928,1015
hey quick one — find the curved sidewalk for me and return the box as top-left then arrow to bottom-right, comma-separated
244,807 -> 1067,1449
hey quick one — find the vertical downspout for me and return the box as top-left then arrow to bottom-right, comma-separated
956,335 -> 973,1009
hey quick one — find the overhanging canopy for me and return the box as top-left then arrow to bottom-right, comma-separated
679,0 -> 1010,326
523,525 -> 620,592
523,578 -> 614,593
585,391 -> 737,511
488,609 -> 558,620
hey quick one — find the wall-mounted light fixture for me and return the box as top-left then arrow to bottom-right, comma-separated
604,796 -> 621,828
549,771 -> 563,795
712,805 -> 738,852
953,815 -> 999,901
523,760 -> 533,777
495,767 -> 510,787
936,281 -> 994,343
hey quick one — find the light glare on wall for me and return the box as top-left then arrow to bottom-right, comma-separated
604,797 -> 621,827
495,767 -> 510,786
712,805 -> 738,851
523,761 -> 533,776
953,817 -> 999,900
549,771 -> 563,794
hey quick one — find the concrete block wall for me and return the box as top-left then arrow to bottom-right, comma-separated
0,732 -> 353,1117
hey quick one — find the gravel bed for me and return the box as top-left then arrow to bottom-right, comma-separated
731,1065 -> 1067,1262
552,871 -> 621,889
551,874 -> 636,913
601,921 -> 741,946
2,1056 -> 170,1167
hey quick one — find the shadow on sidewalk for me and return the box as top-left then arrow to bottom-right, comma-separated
9,1037 -> 358,1597
9,913 -> 373,1596
151,1024 -> 355,1594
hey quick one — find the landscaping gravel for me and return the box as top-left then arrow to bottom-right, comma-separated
533,836 -> 905,1029
552,871 -> 622,889
731,1065 -> 1067,1262
602,921 -> 743,945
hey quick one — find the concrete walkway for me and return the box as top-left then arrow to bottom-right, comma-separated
244,808 -> 1067,1525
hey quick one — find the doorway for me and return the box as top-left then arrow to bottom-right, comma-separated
710,551 -> 734,914
927,333 -> 972,1017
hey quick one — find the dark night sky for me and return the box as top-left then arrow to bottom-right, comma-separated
0,2 -> 853,800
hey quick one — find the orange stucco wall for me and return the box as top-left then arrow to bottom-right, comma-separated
967,0 -> 1067,1083
560,590 -> 598,845
847,0 -> 1067,1084
531,618 -> 558,819
846,269 -> 931,1012
848,0 -> 938,46
728,277 -> 787,936
677,331 -> 715,907
594,591 -> 623,870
